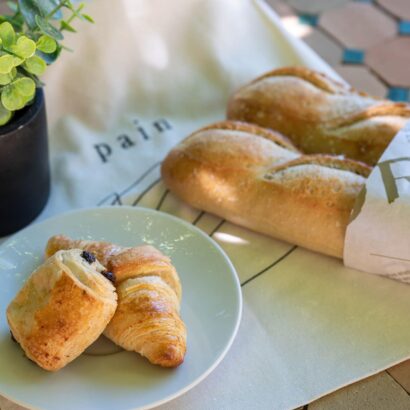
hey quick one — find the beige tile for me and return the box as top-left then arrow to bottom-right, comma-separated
265,0 -> 294,17
333,65 -> 387,97
366,37 -> 410,87
287,0 -> 350,14
319,3 -> 397,49
378,0 -> 410,21
0,395 -> 27,410
0,2 -> 10,15
388,359 -> 410,394
303,29 -> 343,66
309,371 -> 410,410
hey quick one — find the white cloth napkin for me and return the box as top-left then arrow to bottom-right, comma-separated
2,1 -> 410,409
345,122 -> 410,283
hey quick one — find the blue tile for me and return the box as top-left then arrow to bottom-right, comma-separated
388,88 -> 409,102
342,49 -> 365,64
399,21 -> 410,35
299,14 -> 318,26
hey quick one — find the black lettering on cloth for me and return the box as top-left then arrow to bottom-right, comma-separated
117,134 -> 136,149
94,143 -> 112,163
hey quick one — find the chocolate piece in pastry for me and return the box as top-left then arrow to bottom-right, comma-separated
7,249 -> 117,371
45,236 -> 181,300
45,236 -> 186,367
161,121 -> 371,258
227,66 -> 410,165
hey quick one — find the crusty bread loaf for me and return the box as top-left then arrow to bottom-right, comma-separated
227,66 -> 410,165
161,121 -> 371,258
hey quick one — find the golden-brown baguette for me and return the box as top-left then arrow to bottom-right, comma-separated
46,236 -> 186,367
227,66 -> 410,165
7,249 -> 117,371
161,121 -> 371,258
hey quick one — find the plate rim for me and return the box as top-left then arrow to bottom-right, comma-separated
0,205 -> 243,410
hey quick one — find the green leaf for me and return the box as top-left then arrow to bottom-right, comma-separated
0,102 -> 12,126
17,0 -> 40,29
0,54 -> 15,74
0,22 -> 16,48
1,77 -> 35,110
10,36 -> 36,58
0,74 -> 11,85
2,15 -> 24,32
81,14 -> 94,23
19,70 -> 44,87
14,77 -> 35,96
23,55 -> 46,75
36,35 -> 57,53
12,56 -> 23,66
0,67 -> 16,85
35,15 -> 64,40
60,20 -> 76,33
2,85 -> 23,110
36,0 -> 60,15
36,43 -> 61,64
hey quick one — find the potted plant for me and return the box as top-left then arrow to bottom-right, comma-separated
0,0 -> 92,236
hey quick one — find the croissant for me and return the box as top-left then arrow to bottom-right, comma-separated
105,276 -> 186,367
46,235 -> 186,367
227,66 -> 410,165
7,249 -> 117,371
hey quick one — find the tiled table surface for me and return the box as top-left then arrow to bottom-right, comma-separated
268,0 -> 410,102
265,1 -> 410,409
0,1 -> 409,410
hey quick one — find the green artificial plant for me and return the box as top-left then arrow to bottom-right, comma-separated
0,0 -> 93,125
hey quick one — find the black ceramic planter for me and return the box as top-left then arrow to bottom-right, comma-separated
0,88 -> 50,236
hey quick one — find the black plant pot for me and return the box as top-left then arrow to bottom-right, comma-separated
0,88 -> 50,236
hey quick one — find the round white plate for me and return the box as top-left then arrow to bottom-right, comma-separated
0,207 -> 242,410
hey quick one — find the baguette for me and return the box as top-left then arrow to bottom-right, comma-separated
161,121 -> 371,258
226,66 -> 410,165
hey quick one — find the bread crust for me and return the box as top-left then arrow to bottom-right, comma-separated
104,276 -> 186,367
227,66 -> 410,165
46,236 -> 186,367
161,121 -> 371,258
7,250 -> 117,371
46,236 -> 182,300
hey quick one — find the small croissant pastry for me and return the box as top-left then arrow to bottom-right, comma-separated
7,249 -> 117,371
46,235 -> 186,367
106,276 -> 186,367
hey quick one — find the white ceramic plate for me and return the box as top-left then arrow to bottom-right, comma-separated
0,207 -> 242,410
